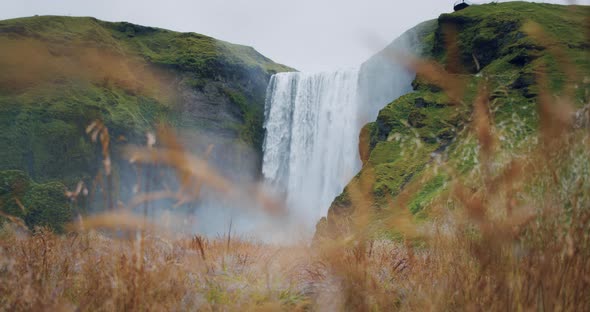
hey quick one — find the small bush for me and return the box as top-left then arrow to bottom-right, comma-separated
24,182 -> 71,233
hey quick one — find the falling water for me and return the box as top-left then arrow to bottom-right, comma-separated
261,21 -> 433,230
262,69 -> 362,226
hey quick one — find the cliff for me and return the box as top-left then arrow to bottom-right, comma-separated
0,15 -> 292,229
0,15 -> 292,185
318,1 -> 590,239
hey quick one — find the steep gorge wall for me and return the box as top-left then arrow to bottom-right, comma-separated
0,16 -> 292,227
0,16 -> 292,186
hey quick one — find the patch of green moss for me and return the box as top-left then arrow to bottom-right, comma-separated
0,81 -> 174,185
0,170 -> 71,232
435,2 -> 590,74
221,87 -> 264,147
408,173 -> 448,216
373,147 -> 436,199
24,181 -> 71,233
329,75 -> 471,226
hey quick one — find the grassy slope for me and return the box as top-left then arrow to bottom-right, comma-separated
0,16 -> 292,229
0,16 -> 292,186
319,2 -> 590,238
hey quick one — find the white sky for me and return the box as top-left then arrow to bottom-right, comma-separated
0,0 -> 586,71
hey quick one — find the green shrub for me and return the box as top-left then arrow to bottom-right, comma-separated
23,181 -> 71,233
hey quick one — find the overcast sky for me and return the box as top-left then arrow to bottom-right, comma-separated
1,0 -> 586,71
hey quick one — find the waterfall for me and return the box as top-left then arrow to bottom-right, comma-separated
262,69 -> 362,226
261,21 -> 434,229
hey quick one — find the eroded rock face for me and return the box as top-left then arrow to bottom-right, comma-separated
175,76 -> 256,139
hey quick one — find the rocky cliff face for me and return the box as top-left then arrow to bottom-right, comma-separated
0,16 -> 293,227
317,2 -> 590,239
0,15 -> 292,187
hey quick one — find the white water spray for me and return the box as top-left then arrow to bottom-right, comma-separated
263,68 -> 362,226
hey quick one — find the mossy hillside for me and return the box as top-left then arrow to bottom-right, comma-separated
434,2 -> 589,73
407,173 -> 448,217
320,2 -> 590,238
366,90 -> 463,200
0,16 -> 292,188
0,16 -> 289,78
0,81 -> 170,186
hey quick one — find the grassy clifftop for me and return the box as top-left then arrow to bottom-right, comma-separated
318,2 -> 590,239
0,16 -> 292,187
0,15 -> 288,77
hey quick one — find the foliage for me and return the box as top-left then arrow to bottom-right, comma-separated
0,170 -> 70,232
23,182 -> 71,233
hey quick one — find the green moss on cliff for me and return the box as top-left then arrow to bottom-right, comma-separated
0,170 -> 71,232
365,88 -> 465,201
0,15 -> 292,187
434,2 -> 589,74
322,2 -> 590,239
24,182 -> 71,233
221,87 -> 265,147
408,173 -> 448,216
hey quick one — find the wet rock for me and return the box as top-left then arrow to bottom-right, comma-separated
408,110 -> 427,128
414,98 -> 427,108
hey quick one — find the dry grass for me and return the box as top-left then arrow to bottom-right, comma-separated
0,226 -> 312,311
